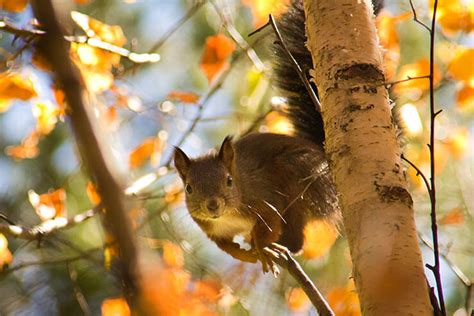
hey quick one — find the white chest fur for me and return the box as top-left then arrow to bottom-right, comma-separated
206,212 -> 255,239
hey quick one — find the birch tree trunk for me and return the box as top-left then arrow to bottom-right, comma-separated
302,0 -> 432,314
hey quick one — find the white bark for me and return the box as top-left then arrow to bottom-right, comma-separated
303,0 -> 432,314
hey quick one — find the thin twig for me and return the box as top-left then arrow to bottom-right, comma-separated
163,46 -> 250,166
1,253 -> 90,275
426,0 -> 446,313
264,244 -> 334,316
418,233 -> 471,288
67,263 -> 92,316
408,0 -> 431,32
210,0 -> 265,72
268,14 -> 321,112
0,208 -> 98,240
0,19 -> 160,64
382,75 -> 430,88
121,0 -> 205,75
401,154 -> 431,193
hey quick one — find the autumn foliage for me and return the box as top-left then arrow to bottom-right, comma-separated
0,0 -> 472,315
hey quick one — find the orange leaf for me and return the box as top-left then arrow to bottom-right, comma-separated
200,34 -> 236,83
434,0 -> 474,34
286,287 -> 311,312
448,48 -> 474,85
162,241 -> 184,269
86,181 -> 101,205
439,207 -> 464,225
75,0 -> 92,4
194,280 -> 221,303
164,179 -> 184,206
302,220 -> 338,259
0,234 -> 13,269
28,188 -> 67,221
129,136 -> 165,168
0,0 -> 28,12
327,281 -> 361,316
394,59 -> 441,95
101,297 -> 131,316
456,85 -> 474,110
5,131 -> 40,160
167,91 -> 200,104
0,73 -> 37,111
129,138 -> 154,168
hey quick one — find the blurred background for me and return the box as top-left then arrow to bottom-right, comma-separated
0,0 -> 472,315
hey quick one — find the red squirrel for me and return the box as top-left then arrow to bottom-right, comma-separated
174,0 -> 383,272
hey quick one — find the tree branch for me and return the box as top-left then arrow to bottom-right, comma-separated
265,245 -> 334,316
0,19 -> 159,64
0,208 -> 98,240
31,0 -> 141,303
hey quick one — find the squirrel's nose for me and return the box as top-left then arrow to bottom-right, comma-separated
206,199 -> 219,212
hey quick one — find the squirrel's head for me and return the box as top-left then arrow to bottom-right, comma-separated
173,136 -> 241,220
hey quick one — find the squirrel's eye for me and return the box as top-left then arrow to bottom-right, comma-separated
226,175 -> 233,187
185,183 -> 193,194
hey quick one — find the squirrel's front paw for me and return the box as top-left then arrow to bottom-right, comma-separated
254,246 -> 280,276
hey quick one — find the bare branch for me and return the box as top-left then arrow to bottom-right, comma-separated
32,0 -> 141,302
382,75 -> 430,88
0,19 -> 159,64
408,0 -> 431,32
0,208 -> 98,240
264,244 -> 334,316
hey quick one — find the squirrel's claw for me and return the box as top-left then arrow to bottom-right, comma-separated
254,246 -> 279,276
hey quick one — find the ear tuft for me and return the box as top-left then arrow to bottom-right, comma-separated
173,146 -> 191,179
218,136 -> 235,171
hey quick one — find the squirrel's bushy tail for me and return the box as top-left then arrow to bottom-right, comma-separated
273,0 -> 324,146
273,0 -> 384,146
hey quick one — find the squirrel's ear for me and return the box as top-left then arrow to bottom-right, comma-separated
173,147 -> 191,179
218,136 -> 235,171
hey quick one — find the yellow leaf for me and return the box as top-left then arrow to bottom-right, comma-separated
302,220 -> 338,259
242,0 -> 289,26
163,241 -> 184,269
0,73 -> 37,108
394,59 -> 441,95
433,0 -> 474,34
200,34 -> 236,83
376,11 -> 410,80
32,102 -> 59,135
71,11 -> 126,46
0,234 -> 13,269
327,281 -> 361,316
448,47 -> 474,85
28,188 -> 67,221
286,288 -> 311,312
101,297 -> 131,316
447,128 -> 469,159
265,111 -> 294,135
0,0 -> 28,13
